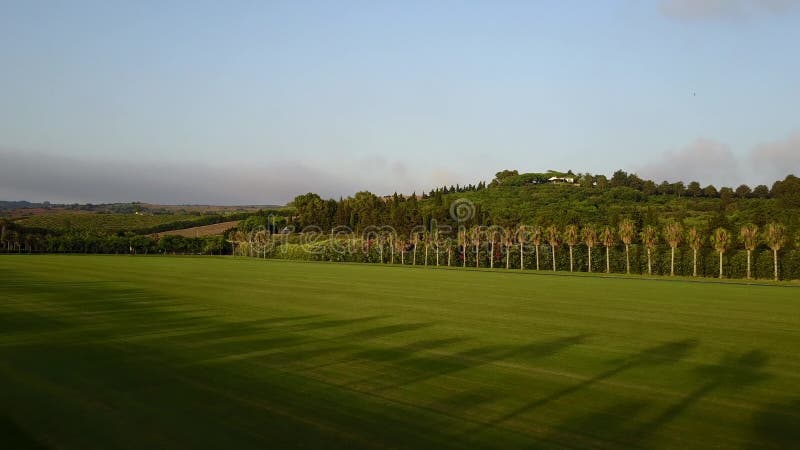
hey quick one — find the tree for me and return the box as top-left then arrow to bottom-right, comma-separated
488,227 -> 501,269
397,238 -> 407,265
764,223 -> 787,281
582,225 -> 597,273
735,184 -> 752,198
423,230 -> 430,267
711,228 -> 730,279
600,226 -> 615,273
739,224 -> 759,279
471,226 -> 482,269
686,181 -> 702,197
531,225 -> 543,270
663,221 -> 683,276
564,225 -> 579,272
516,225 -> 528,270
753,185 -> 770,198
432,229 -> 441,266
546,225 -> 560,271
253,229 -> 270,259
640,226 -> 658,276
618,219 -> 636,274
503,228 -> 514,269
687,227 -> 703,277
771,175 -> 800,208
412,232 -> 419,265
460,228 -> 467,268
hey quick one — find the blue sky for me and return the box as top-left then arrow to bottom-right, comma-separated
1,0 -> 799,204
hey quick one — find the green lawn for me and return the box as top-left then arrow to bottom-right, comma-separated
1,256 -> 799,449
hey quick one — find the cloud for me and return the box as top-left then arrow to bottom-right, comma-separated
748,131 -> 800,182
635,138 -> 740,186
0,149 -> 476,204
659,0 -> 799,21
634,131 -> 800,187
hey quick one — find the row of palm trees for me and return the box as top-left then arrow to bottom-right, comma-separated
228,220 -> 792,281
372,221 -> 789,281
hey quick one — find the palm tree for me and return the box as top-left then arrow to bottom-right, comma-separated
412,232 -> 419,266
531,225 -> 543,270
503,228 -> 514,269
687,227 -> 703,277
446,236 -> 452,266
377,233 -> 385,263
618,219 -> 637,275
640,226 -> 658,275
423,230 -> 430,267
739,224 -> 759,279
254,229 -> 270,258
433,229 -> 442,267
663,221 -> 683,276
711,227 -> 730,279
764,223 -> 786,281
471,226 -> 482,268
564,225 -> 579,272
228,230 -> 246,256
516,224 -> 528,270
460,228 -> 467,268
600,226 -> 615,273
582,225 -> 597,273
397,238 -> 407,265
388,232 -> 395,264
488,227 -> 501,269
546,225 -> 560,271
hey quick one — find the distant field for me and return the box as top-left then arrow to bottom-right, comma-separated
152,220 -> 240,237
16,213 -> 209,233
1,256 -> 799,449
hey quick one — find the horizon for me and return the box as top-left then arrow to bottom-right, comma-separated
2,0 -> 799,204
1,168 -> 797,207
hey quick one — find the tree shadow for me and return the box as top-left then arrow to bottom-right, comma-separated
339,322 -> 435,340
541,349 -> 772,449
355,337 -> 470,362
632,350 -> 770,442
750,398 -> 800,449
486,339 -> 698,428
541,400 -> 651,449
358,334 -> 591,393
0,416 -> 50,450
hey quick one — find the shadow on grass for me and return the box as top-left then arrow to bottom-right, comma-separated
486,339 -> 699,428
0,416 -> 50,450
750,398 -> 800,449
538,349 -> 772,449
352,334 -> 591,392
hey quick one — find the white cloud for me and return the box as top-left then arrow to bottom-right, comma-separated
0,149 -> 481,204
635,138 -> 740,186
748,131 -> 800,182
634,131 -> 800,187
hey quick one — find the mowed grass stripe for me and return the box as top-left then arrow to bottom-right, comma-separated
1,255 -> 799,449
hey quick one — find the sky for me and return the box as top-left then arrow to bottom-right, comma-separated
1,0 -> 799,204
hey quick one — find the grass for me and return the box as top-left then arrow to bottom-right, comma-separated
1,255 -> 799,449
16,213 -> 201,233
149,220 -> 240,238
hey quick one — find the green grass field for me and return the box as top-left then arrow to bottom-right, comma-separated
15,212 -> 201,233
2,256 -> 799,449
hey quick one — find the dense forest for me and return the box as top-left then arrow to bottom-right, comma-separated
284,170 -> 800,234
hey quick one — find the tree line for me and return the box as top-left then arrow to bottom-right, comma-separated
228,219 -> 798,281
